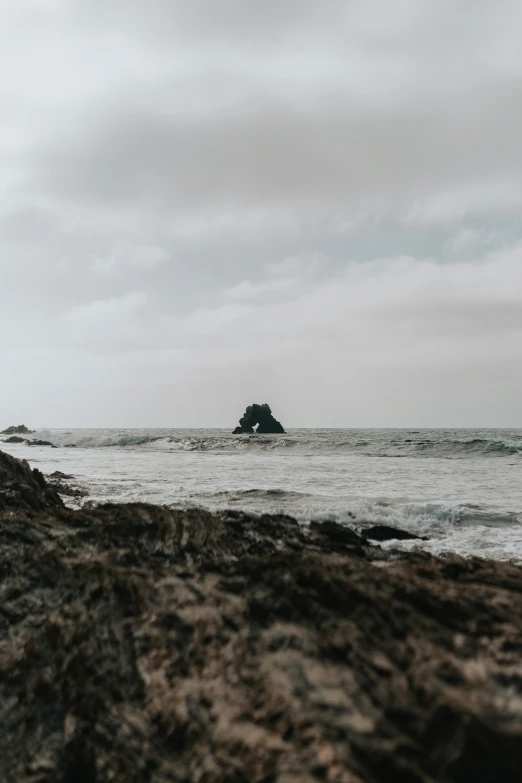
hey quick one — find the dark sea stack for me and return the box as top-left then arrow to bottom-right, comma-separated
2,449 -> 522,781
233,402 -> 285,434
2,435 -> 27,443
0,424 -> 35,435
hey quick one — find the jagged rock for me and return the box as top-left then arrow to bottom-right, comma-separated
2,435 -> 26,443
233,402 -> 285,434
1,448 -> 522,782
0,449 -> 64,512
46,470 -> 89,499
1,424 -> 35,435
361,524 -> 428,542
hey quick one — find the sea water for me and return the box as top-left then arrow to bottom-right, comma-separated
3,428 -> 522,562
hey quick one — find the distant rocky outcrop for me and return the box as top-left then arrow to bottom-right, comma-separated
1,424 -> 35,435
2,436 -> 56,447
27,439 -> 56,448
233,403 -> 285,434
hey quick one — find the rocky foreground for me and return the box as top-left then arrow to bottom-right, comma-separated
1,449 -> 522,782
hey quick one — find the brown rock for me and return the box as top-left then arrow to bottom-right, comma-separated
1,449 -> 522,782
0,448 -> 64,512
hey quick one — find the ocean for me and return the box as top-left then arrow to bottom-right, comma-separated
2,428 -> 522,562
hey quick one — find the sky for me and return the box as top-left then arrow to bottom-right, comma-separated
1,0 -> 522,427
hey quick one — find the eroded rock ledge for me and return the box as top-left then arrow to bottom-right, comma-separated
1,449 -> 522,782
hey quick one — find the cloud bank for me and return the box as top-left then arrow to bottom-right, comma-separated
1,0 -> 521,425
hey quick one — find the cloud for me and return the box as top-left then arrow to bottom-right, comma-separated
4,244 -> 521,426
61,293 -> 148,351
28,75 -> 522,229
1,0 -> 522,424
72,0 -> 342,46
445,228 -> 502,255
64,292 -> 147,324
167,246 -> 522,358
90,243 -> 169,275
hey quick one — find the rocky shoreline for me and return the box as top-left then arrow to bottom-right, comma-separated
1,448 -> 522,782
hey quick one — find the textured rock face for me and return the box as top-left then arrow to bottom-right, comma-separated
0,448 -> 64,512
233,403 -> 285,434
1,449 -> 522,782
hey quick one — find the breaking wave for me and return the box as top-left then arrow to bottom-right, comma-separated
183,489 -> 521,532
167,488 -> 522,562
26,428 -> 522,458
3,427 -> 521,561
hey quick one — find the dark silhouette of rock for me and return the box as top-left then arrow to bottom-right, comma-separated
2,448 -> 522,782
0,449 -> 63,512
1,424 -> 35,435
27,439 -> 56,447
2,436 -> 56,447
233,402 -> 285,434
46,470 -> 89,500
361,524 -> 428,542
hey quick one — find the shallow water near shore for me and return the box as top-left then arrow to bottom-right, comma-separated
3,427 -> 522,561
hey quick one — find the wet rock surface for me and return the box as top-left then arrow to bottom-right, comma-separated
1,450 -> 522,782
361,524 -> 428,542
233,403 -> 285,434
0,449 -> 64,512
46,470 -> 89,502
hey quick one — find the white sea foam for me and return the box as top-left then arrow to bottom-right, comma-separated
18,427 -> 522,457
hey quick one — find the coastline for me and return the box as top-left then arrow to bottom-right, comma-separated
1,447 -> 522,782
2,426 -> 521,564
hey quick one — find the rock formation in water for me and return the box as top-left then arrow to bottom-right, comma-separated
1,424 -> 35,435
2,436 -> 56,447
361,524 -> 428,542
46,470 -> 89,501
27,439 -> 57,447
232,403 -> 285,434
2,447 -> 522,782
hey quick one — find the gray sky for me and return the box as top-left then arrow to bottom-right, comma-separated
1,0 -> 522,427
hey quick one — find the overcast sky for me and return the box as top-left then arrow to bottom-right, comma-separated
1,0 -> 522,427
